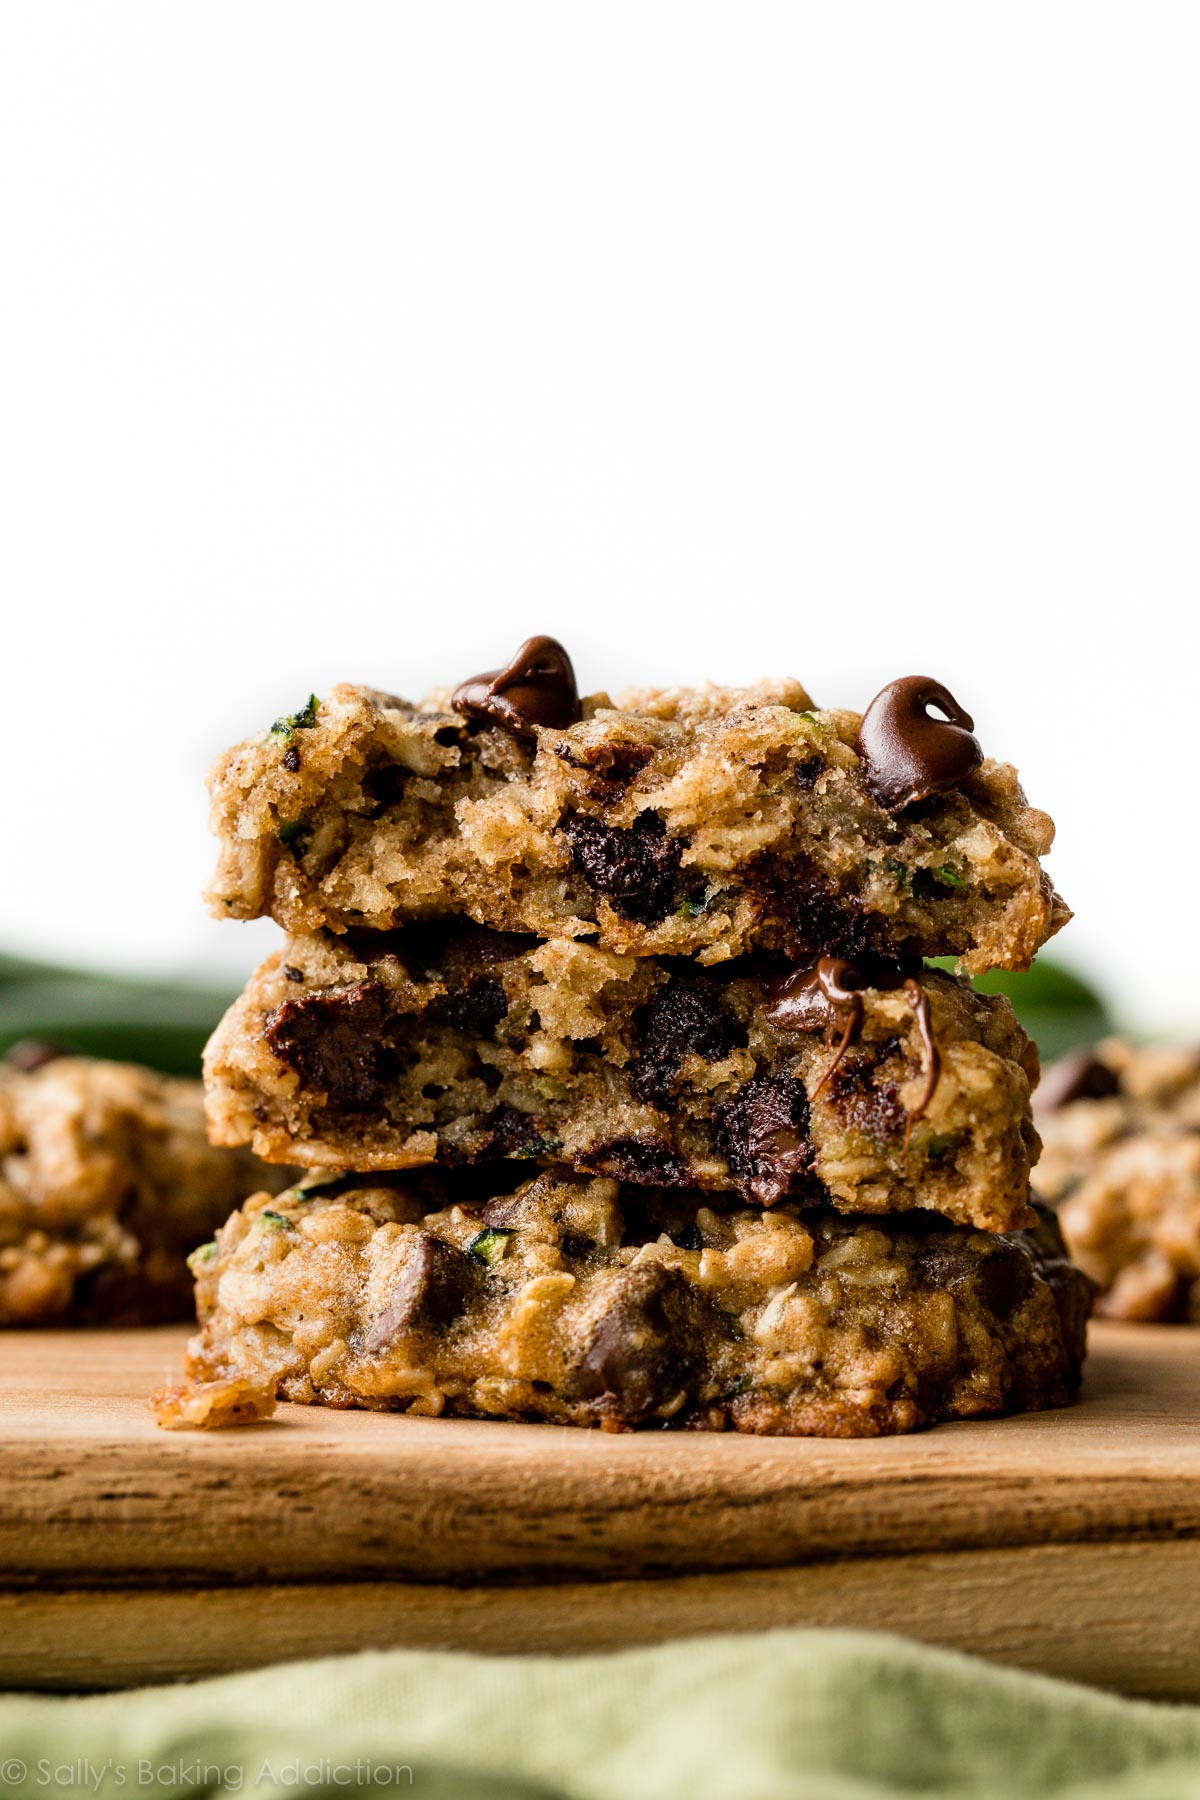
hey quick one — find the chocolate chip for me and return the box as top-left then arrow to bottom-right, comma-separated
912,1237 -> 978,1293
903,979 -> 941,1128
915,1232 -> 1034,1320
560,811 -> 685,924
480,1193 -> 524,1227
718,1074 -> 814,1206
575,1266 -> 691,1421
363,762 -> 410,812
825,1049 -> 907,1144
630,977 -> 738,1106
452,634 -> 581,740
768,957 -> 863,1034
4,1039 -> 68,1073
1036,1049 -> 1121,1112
437,974 -> 508,1038
768,958 -> 938,1130
282,965 -> 306,984
578,1136 -> 691,1187
767,954 -> 915,1036
977,1242 -> 1035,1318
858,676 -> 983,812
486,1107 -> 541,1157
393,924 -> 529,1038
263,982 -> 399,1111
281,745 -> 301,773
753,854 -> 884,964
363,1233 -> 473,1351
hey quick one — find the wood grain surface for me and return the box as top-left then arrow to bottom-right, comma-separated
2,1322 -> 1198,1692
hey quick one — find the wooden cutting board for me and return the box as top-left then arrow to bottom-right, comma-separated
3,1321 -> 1199,1696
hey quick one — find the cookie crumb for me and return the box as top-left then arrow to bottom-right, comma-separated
151,1375 -> 277,1431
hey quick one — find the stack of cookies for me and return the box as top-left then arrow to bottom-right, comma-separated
184,637 -> 1092,1435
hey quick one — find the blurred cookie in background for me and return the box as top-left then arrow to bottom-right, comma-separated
0,1048 -> 289,1326
1036,1039 -> 1200,1322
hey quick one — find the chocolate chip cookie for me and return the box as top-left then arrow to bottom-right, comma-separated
0,1052 -> 287,1325
203,926 -> 1041,1230
182,1172 -> 1090,1435
1037,1039 -> 1200,1320
205,640 -> 1068,974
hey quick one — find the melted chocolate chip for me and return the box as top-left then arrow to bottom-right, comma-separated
903,980 -> 941,1132
452,634 -> 581,740
771,957 -> 869,1097
578,1137 -> 691,1187
1035,1049 -> 1122,1112
827,1052 -> 907,1143
560,811 -> 685,924
263,982 -> 399,1111
399,923 -> 534,983
858,676 -> 983,812
363,1233 -> 473,1351
912,1236 -> 979,1294
718,1074 -> 814,1207
4,1039 -> 68,1073
767,957 -> 939,1133
282,965 -> 306,984
630,977 -> 738,1106
281,745 -> 301,773
767,954 -> 859,1028
575,1265 -> 691,1421
767,955 -> 914,1034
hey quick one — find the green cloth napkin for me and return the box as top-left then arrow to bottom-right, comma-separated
5,1630 -> 1200,1800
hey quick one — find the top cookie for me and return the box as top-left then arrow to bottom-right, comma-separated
206,638 -> 1069,972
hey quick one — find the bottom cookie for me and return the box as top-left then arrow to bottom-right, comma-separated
183,1170 -> 1091,1435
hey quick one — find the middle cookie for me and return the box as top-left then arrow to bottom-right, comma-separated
204,927 -> 1041,1232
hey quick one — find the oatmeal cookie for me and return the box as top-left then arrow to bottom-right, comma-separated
205,645 -> 1068,973
0,1052 -> 287,1325
1036,1038 -> 1200,1187
184,1173 -> 1090,1436
1037,1039 -> 1200,1320
204,928 -> 1041,1231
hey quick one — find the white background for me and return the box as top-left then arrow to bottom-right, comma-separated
1,4 -> 1196,1029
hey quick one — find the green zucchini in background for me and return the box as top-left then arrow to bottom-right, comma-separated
930,957 -> 1113,1064
0,948 -> 1113,1081
0,953 -> 238,1077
